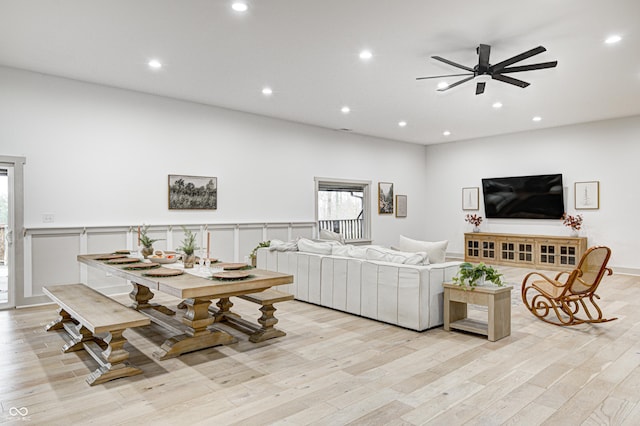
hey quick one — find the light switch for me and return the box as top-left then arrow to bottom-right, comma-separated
42,214 -> 55,223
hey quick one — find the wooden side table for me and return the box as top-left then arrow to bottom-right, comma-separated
443,283 -> 513,342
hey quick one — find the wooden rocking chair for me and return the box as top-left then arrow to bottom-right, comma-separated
521,246 -> 617,326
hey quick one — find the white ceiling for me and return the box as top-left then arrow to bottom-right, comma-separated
1,0 -> 639,145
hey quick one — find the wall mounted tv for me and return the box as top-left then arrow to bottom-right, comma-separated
482,174 -> 564,219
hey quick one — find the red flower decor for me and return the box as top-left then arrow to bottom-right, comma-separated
562,213 -> 583,230
465,214 -> 483,227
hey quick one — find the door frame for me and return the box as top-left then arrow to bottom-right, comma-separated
0,156 -> 25,310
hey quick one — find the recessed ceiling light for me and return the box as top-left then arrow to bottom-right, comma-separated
359,50 -> 373,60
261,87 -> 273,96
437,81 -> 449,89
532,116 -> 542,122
492,102 -> 503,109
398,121 -> 407,127
148,59 -> 162,69
605,35 -> 622,44
341,106 -> 351,114
232,2 -> 248,12
443,130 -> 451,136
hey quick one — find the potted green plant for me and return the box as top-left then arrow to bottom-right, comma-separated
249,241 -> 270,267
177,226 -> 199,268
139,224 -> 163,258
452,262 -> 504,289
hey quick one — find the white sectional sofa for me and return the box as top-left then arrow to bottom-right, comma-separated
256,247 -> 461,331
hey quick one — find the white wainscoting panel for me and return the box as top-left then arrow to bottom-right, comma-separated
21,221 -> 315,307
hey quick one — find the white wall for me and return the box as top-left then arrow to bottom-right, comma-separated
425,115 -> 640,271
0,66 -> 429,247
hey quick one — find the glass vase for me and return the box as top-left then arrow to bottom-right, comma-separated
183,253 -> 196,269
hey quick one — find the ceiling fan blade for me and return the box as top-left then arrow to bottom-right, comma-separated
476,82 -> 486,95
437,75 -> 475,91
477,44 -> 491,71
431,56 -> 474,72
492,74 -> 530,88
499,61 -> 558,74
490,46 -> 546,73
416,73 -> 473,80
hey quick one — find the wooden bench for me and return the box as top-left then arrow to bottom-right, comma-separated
43,283 -> 150,385
208,289 -> 293,343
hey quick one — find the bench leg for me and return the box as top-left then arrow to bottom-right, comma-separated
249,303 -> 286,343
84,329 -> 143,386
129,282 -> 175,315
45,307 -> 74,331
62,322 -> 95,353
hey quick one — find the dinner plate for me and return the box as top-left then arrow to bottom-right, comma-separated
211,271 -> 251,280
215,262 -> 248,270
113,249 -> 131,255
105,257 -> 140,264
123,262 -> 160,270
95,254 -> 129,261
142,268 -> 184,277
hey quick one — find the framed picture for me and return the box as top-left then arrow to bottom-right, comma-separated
575,181 -> 599,210
395,195 -> 407,218
378,182 -> 394,214
168,175 -> 217,210
462,187 -> 479,210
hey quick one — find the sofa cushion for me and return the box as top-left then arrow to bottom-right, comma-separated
348,245 -> 369,259
297,238 -> 334,255
398,235 -> 448,264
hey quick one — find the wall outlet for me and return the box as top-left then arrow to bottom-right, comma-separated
42,214 -> 55,223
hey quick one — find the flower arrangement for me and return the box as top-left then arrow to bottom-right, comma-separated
562,213 -> 583,231
465,214 -> 483,227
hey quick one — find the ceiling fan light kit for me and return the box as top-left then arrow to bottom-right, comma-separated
417,44 -> 558,95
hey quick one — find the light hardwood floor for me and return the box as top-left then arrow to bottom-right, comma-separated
1,266 -> 639,425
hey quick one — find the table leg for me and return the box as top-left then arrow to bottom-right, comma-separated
488,291 -> 511,342
249,303 -> 286,343
153,297 -> 236,360
129,282 -> 175,315
209,297 -> 241,323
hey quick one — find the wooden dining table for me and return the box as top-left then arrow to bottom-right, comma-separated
78,254 -> 293,359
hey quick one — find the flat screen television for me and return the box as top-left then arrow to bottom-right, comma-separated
482,174 -> 564,219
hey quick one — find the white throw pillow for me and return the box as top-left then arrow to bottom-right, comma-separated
347,245 -> 369,259
365,248 -> 428,265
398,235 -> 448,264
268,239 -> 299,252
319,229 -> 345,244
331,245 -> 351,257
297,238 -> 333,255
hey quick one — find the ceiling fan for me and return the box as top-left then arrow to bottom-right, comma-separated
416,44 -> 558,95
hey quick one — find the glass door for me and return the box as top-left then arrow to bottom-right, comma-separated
0,156 -> 23,310
0,166 -> 11,308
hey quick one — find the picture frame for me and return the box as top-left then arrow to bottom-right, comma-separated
378,182 -> 394,214
574,181 -> 599,210
168,174 -> 217,210
462,187 -> 479,210
395,195 -> 407,218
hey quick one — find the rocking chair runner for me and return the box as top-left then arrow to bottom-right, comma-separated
522,246 -> 617,326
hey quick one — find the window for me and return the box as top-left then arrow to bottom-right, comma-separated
315,178 -> 371,242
